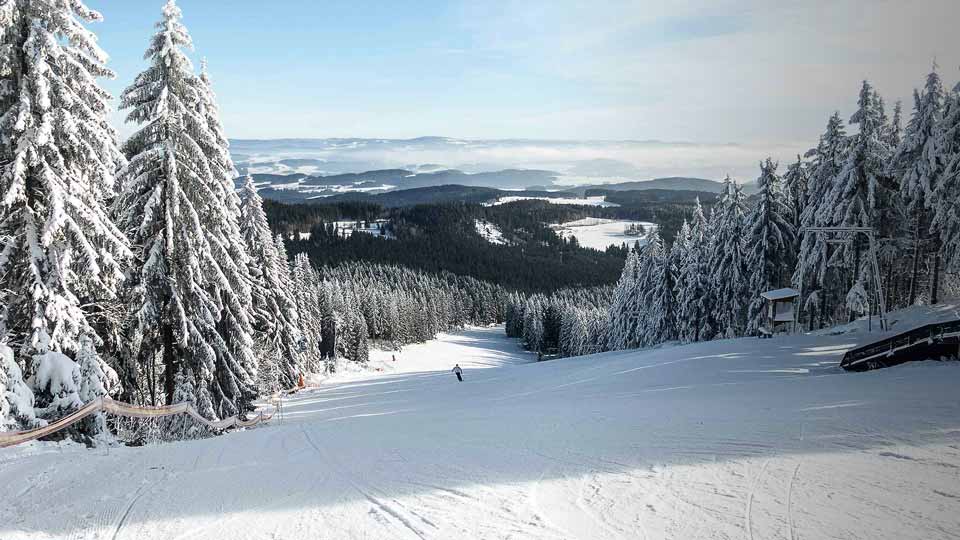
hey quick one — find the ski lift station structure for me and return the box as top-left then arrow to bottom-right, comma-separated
798,226 -> 889,332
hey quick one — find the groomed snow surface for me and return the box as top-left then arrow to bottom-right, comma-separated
2,322 -> 960,539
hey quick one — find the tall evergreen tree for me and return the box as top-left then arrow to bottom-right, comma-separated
0,1 -> 16,96
239,176 -> 302,390
783,155 -> 808,230
0,0 -> 129,430
292,253 -> 322,370
745,159 -> 798,333
351,315 -> 369,364
606,249 -> 642,350
709,177 -> 749,338
793,113 -> 848,327
932,72 -> 960,288
676,200 -> 712,342
890,65 -> 944,305
194,58 -> 259,391
887,99 -> 903,149
820,81 -> 896,319
645,229 -> 677,344
671,220 -> 692,334
113,0 -> 256,419
196,59 -> 236,201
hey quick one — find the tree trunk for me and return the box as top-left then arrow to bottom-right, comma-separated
885,262 -> 895,313
162,321 -> 176,405
908,219 -> 921,305
808,297 -> 816,332
147,348 -> 156,406
931,252 -> 942,305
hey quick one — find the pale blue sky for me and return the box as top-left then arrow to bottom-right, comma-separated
88,0 -> 960,149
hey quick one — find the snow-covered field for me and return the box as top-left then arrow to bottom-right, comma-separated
254,177 -> 396,196
487,195 -> 619,207
474,220 -> 507,245
3,324 -> 960,539
551,218 -> 658,251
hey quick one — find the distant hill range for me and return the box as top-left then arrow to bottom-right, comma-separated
565,176 -> 754,195
258,185 -> 720,211
241,168 -> 754,205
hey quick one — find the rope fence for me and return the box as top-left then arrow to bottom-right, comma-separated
0,385 -> 304,449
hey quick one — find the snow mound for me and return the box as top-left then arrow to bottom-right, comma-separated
27,352 -> 82,417
817,301 -> 960,337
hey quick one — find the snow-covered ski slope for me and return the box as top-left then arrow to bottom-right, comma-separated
3,325 -> 960,539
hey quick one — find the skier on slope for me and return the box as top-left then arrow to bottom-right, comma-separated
452,364 -> 463,382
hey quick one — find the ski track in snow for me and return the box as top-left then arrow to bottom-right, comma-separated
110,484 -> 151,540
745,459 -> 770,540
3,323 -> 960,539
788,462 -> 801,540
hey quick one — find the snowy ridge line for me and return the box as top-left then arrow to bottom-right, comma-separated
0,391 -> 288,449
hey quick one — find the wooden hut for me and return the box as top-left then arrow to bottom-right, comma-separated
758,288 -> 800,337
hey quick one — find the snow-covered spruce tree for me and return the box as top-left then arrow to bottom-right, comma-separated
745,159 -> 798,334
889,66 -> 944,305
504,293 -> 526,338
670,219 -> 692,336
793,113 -> 848,329
0,0 -> 24,431
1,342 -> 38,431
76,335 -> 118,437
783,155 -> 808,230
351,315 -> 369,364
605,248 -> 641,350
317,283 -> 337,372
818,81 -> 897,321
240,176 -> 302,390
709,177 -> 750,339
114,0 -> 256,419
340,291 -> 360,361
195,59 -> 235,197
676,199 -> 712,343
558,307 -> 581,357
644,228 -> 677,344
384,296 -> 400,347
0,0 -> 129,432
930,73 -> 960,299
522,295 -> 545,352
274,234 -> 292,285
887,99 -> 903,150
0,0 -> 16,96
193,58 -> 261,394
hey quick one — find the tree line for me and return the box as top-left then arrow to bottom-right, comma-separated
291,260 -> 509,374
0,1 -> 505,441
509,67 -> 960,356
284,201 -> 628,292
